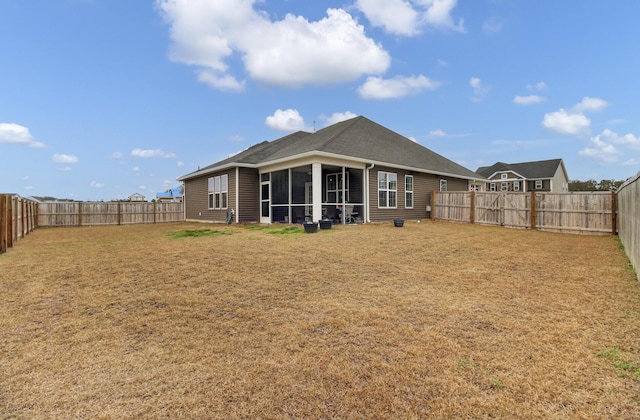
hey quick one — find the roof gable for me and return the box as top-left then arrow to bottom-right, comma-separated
477,159 -> 564,179
179,116 -> 482,181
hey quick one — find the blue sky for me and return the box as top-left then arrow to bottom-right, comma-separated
1,0 -> 639,201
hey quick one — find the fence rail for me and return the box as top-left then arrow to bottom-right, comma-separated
0,194 -> 38,255
37,201 -> 184,227
616,174 -> 640,277
432,191 -> 615,235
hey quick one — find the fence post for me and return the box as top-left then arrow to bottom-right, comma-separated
21,198 -> 26,238
530,191 -> 536,230
431,191 -> 436,221
0,195 -> 6,254
153,201 -> 157,224
117,202 -> 121,226
469,191 -> 475,224
611,191 -> 617,235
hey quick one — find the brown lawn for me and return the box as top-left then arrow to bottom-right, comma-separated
1,221 -> 639,418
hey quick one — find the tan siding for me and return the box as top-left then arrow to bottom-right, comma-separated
237,167 -> 259,222
369,166 -> 470,222
185,170 -> 236,222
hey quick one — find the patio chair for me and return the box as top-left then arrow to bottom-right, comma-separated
344,205 -> 357,223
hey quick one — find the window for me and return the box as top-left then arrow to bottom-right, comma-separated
513,181 -> 520,191
378,171 -> 397,208
405,175 -> 414,208
208,174 -> 228,209
490,183 -> 496,192
535,180 -> 543,189
440,179 -> 447,192
501,182 -> 508,192
326,172 -> 349,203
501,173 -> 508,180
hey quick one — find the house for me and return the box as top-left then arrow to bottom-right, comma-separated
476,159 -> 569,193
156,187 -> 183,203
128,193 -> 146,202
177,116 -> 485,224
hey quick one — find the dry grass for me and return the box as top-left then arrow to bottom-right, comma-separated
1,221 -> 639,418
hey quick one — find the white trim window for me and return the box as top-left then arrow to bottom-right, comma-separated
513,181 -> 520,191
501,182 -> 508,192
378,171 -> 397,208
208,174 -> 228,209
501,173 -> 508,180
490,183 -> 496,192
405,175 -> 414,208
439,179 -> 447,192
535,180 -> 543,190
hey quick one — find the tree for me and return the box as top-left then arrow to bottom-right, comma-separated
569,179 -> 624,192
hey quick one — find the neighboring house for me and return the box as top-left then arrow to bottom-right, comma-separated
128,193 -> 146,202
177,116 -> 485,224
476,159 -> 569,193
156,187 -> 183,203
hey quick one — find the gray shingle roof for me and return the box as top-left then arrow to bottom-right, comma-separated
179,116 -> 482,180
476,159 -> 563,179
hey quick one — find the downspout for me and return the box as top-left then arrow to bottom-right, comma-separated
365,163 -> 375,223
182,182 -> 187,221
235,167 -> 240,223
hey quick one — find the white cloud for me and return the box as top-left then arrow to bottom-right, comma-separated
513,95 -> 546,105
156,1 -> 390,89
356,0 -> 464,35
436,58 -> 448,67
59,166 -> 73,172
197,70 -> 246,91
90,181 -> 104,189
131,149 -> 177,158
358,75 -> 439,99
573,96 -> 609,113
265,109 -> 307,132
542,97 -> 608,136
356,0 -> 419,36
422,0 -> 465,32
578,129 -> 639,165
470,77 -> 490,102
53,153 -> 79,164
526,82 -> 547,91
177,161 -> 184,167
229,134 -> 245,142
429,129 -> 447,137
542,109 -> 591,136
0,123 -> 45,148
323,112 -> 358,126
111,151 -> 123,159
139,185 -> 147,191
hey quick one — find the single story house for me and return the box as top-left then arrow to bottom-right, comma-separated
476,159 -> 569,193
128,193 -> 146,202
177,116 -> 485,224
156,187 -> 184,203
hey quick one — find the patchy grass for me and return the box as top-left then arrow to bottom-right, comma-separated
169,228 -> 234,239
1,220 -> 639,418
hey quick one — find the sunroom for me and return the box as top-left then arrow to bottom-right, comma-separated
259,162 -> 365,225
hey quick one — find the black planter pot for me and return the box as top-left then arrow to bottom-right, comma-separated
319,219 -> 332,230
303,222 -> 318,233
393,219 -> 405,227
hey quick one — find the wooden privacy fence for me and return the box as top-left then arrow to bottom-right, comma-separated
432,191 -> 615,235
616,174 -> 640,278
0,194 -> 38,255
37,201 -> 184,227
